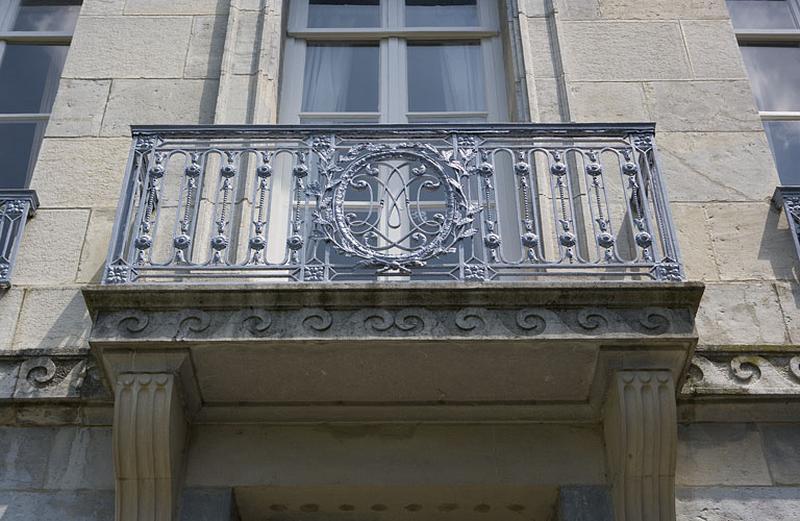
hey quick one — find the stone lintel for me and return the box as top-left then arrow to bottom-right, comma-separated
83,283 -> 701,421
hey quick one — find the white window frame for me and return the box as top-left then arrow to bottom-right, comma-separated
0,0 -> 77,188
278,0 -> 509,124
731,0 -> 800,183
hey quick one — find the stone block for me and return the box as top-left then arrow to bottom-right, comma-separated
644,80 -> 762,132
229,14 -> 261,76
670,203 -> 718,281
214,74 -> 256,124
0,427 -> 54,489
12,289 -> 91,351
80,0 -> 124,15
677,423 -> 772,486
179,488 -> 238,521
12,210 -> 89,286
567,81 -> 648,122
63,16 -> 193,79
676,486 -> 800,521
558,486 -> 614,521
559,21 -> 690,80
553,0 -> 600,20
696,283 -> 787,347
596,0 -> 729,20
100,79 -> 219,136
524,18 -> 558,79
760,424 -> 800,485
531,78 -> 564,122
45,80 -> 111,137
0,490 -> 114,521
776,282 -> 800,345
185,15 -> 228,79
657,131 -> 779,202
681,21 -> 748,79
523,0 -> 549,17
0,360 -> 19,399
44,427 -> 114,490
0,289 -> 24,350
124,0 -> 229,15
30,138 -> 130,208
14,405 -> 80,426
706,202 -> 797,281
77,209 -> 116,284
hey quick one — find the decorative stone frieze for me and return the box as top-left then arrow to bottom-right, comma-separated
0,351 -> 109,401
604,371 -> 677,521
114,373 -> 187,521
91,305 -> 693,342
683,352 -> 800,396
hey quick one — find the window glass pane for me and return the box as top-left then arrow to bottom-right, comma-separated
12,0 -> 82,32
726,0 -> 799,30
408,43 -> 486,112
308,0 -> 380,28
0,44 -> 69,113
764,121 -> 800,184
740,44 -> 800,111
0,121 -> 45,189
406,0 -> 479,27
302,44 -> 379,112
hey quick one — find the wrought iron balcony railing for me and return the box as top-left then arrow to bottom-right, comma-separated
0,190 -> 38,288
103,124 -> 683,284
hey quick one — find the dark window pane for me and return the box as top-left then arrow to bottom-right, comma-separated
740,44 -> 800,111
408,43 -> 485,112
0,121 -> 45,189
406,0 -> 479,27
12,0 -> 82,32
302,44 -> 379,112
726,0 -> 799,30
308,0 -> 380,28
764,121 -> 800,184
0,44 -> 69,114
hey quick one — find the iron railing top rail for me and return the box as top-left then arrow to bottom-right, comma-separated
130,122 -> 658,139
104,123 -> 683,284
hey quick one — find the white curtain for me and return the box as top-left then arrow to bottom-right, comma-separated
302,45 -> 355,112
439,44 -> 485,112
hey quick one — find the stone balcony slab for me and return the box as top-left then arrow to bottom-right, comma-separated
83,281 -> 702,422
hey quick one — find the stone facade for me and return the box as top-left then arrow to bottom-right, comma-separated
0,0 -> 798,520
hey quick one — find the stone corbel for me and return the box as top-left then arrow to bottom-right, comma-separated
603,371 -> 677,521
114,372 -> 187,521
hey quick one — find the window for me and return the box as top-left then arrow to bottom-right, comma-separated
279,0 -> 508,123
0,0 -> 81,189
727,0 -> 800,184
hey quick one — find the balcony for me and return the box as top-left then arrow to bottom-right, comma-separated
84,124 -> 702,423
102,123 -> 683,284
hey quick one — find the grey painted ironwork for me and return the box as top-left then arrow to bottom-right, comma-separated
773,186 -> 800,263
103,124 -> 684,283
0,189 -> 38,288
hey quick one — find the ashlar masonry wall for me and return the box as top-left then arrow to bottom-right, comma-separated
0,1 -> 798,520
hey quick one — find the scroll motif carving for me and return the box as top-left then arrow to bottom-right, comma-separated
300,308 -> 333,332
684,353 -> 800,395
515,309 -> 547,333
12,356 -> 89,399
94,305 -> 690,341
241,309 -> 272,336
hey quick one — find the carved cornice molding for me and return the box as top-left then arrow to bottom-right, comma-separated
682,352 -> 800,397
90,305 -> 696,343
0,352 -> 110,401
